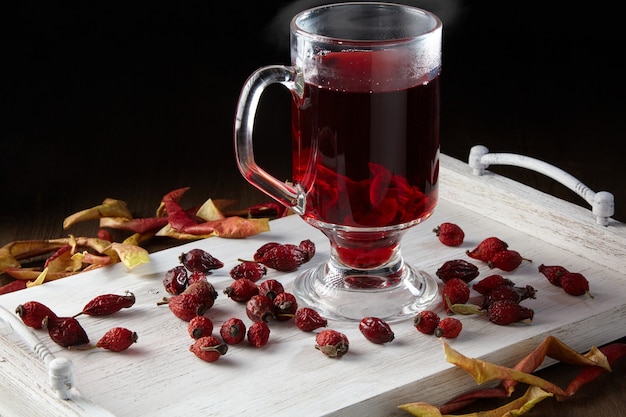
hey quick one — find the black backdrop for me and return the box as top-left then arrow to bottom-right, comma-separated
3,2 -> 625,222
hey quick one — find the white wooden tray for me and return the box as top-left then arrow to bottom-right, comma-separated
1,154 -> 625,417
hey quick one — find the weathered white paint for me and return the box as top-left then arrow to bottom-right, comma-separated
1,154 -> 624,417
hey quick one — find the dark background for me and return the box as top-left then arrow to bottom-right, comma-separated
3,1 -> 625,240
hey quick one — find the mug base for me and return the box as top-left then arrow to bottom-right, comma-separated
292,261 -> 439,322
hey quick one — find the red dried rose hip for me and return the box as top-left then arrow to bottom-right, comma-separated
258,279 -> 285,301
190,336 -> 228,362
179,248 -> 224,273
467,237 -> 508,262
220,318 -> 246,345
315,329 -> 349,358
295,307 -> 327,332
436,259 -> 479,283
433,222 -> 465,246
163,265 -> 189,295
223,278 -> 259,302
413,310 -> 440,335
273,292 -> 298,321
434,317 -> 462,338
96,327 -> 138,352
247,321 -> 271,348
359,317 -> 394,344
15,301 -> 57,329
246,295 -> 276,323
229,261 -> 267,282
43,316 -> 90,348
442,278 -> 470,314
188,316 -> 214,339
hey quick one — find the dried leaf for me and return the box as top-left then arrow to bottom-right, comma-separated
71,251 -> 114,266
442,340 -> 570,397
0,239 -> 69,273
417,337 -> 613,416
155,223 -> 214,240
158,187 -> 198,232
63,198 -> 133,229
71,237 -> 114,254
500,335 -> 610,395
26,267 -> 49,288
0,279 -> 28,295
122,231 -> 157,246
99,216 -> 169,234
399,386 -> 552,417
183,217 -> 270,238
44,246 -> 83,273
397,402 -> 443,417
103,243 -> 149,270
196,198 -> 227,221
563,343 -> 626,398
4,267 -> 74,281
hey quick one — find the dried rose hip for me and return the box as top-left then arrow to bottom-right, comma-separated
183,280 -> 218,310
157,293 -> 207,322
433,222 -> 465,247
467,237 -> 508,262
179,248 -> 224,273
254,243 -> 307,272
188,270 -> 208,286
74,291 -> 136,317
359,317 -> 394,344
560,272 -> 592,297
472,274 -> 514,295
163,265 -> 189,295
229,261 -> 267,282
487,300 -> 534,325
413,310 -> 440,335
188,316 -> 214,339
273,292 -> 298,321
315,329 -> 349,358
247,321 -> 271,348
224,278 -> 259,302
246,294 -> 276,323
488,249 -> 530,271
298,239 -> 316,262
253,242 -> 281,260
538,264 -> 569,287
436,259 -> 479,283
295,307 -> 327,332
43,316 -> 90,348
258,279 -> 285,301
15,301 -> 57,329
220,318 -> 246,345
96,327 -> 138,352
434,317 -> 463,338
482,284 -> 536,308
190,336 -> 228,362
442,278 -> 471,314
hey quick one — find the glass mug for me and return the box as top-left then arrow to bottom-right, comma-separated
235,2 -> 442,321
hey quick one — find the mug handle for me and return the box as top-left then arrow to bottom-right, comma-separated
234,65 -> 307,215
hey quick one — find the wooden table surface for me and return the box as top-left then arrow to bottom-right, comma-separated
3,2 -> 625,416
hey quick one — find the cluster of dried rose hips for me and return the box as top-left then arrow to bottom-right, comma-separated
157,241 -> 351,362
430,223 -> 593,329
539,264 -> 593,297
414,310 -> 463,338
15,292 -> 138,351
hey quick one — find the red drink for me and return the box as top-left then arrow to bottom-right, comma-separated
292,51 -> 440,268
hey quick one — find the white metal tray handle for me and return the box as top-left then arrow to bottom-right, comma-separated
0,305 -> 116,415
0,305 -> 74,398
469,145 -> 615,226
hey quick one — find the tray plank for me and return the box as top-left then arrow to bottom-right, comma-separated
1,154 -> 625,417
